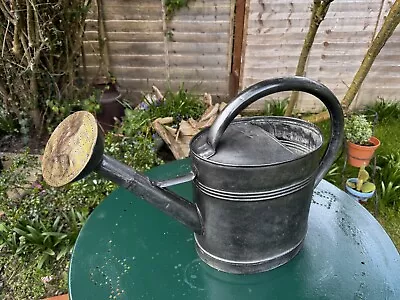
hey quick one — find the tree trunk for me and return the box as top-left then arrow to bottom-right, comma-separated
97,0 -> 110,81
341,0 -> 400,110
285,0 -> 334,116
307,0 -> 400,123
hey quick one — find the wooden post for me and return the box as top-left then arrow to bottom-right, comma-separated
229,0 -> 246,98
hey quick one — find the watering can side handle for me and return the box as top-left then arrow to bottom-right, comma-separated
153,171 -> 196,188
206,76 -> 344,186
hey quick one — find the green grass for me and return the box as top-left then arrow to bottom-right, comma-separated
317,118 -> 400,251
374,119 -> 400,156
377,206 -> 400,250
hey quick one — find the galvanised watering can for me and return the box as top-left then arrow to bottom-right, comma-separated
42,76 -> 344,274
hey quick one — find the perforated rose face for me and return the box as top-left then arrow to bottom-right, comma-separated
42,111 -> 98,187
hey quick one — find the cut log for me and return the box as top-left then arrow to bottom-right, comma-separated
151,94 -> 230,159
152,119 -> 186,159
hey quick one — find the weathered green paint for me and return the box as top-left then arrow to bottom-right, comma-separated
69,159 -> 400,300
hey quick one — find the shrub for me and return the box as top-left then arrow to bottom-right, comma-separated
344,115 -> 373,145
366,98 -> 400,123
264,98 -> 288,116
376,152 -> 400,208
0,0 -> 92,135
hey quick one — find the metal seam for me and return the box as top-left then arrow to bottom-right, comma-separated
194,176 -> 313,201
194,234 -> 305,265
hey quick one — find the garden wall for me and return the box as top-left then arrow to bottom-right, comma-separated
82,0 -> 400,111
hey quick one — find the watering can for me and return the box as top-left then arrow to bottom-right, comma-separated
42,76 -> 344,274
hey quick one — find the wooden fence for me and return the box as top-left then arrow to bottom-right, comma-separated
240,0 -> 400,111
83,0 -> 234,103
82,0 -> 400,111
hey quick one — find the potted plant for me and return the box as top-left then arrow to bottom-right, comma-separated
345,165 -> 376,203
344,114 -> 380,167
94,75 -> 124,132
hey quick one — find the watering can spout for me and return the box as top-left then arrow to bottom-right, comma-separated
97,155 -> 203,234
41,111 -> 203,234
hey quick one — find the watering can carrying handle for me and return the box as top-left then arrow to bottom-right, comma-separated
207,76 -> 344,186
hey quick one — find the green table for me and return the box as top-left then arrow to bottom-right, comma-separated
69,159 -> 400,300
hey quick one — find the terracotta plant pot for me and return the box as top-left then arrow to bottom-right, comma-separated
44,294 -> 68,300
347,136 -> 380,167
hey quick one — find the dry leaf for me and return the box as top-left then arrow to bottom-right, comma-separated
219,102 -> 227,112
152,85 -> 164,101
203,93 -> 213,106
200,103 -> 219,122
179,120 -> 200,136
155,117 -> 173,125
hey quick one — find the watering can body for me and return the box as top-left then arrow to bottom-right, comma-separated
191,117 -> 324,273
42,76 -> 344,274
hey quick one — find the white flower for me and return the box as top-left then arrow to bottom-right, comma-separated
41,275 -> 53,284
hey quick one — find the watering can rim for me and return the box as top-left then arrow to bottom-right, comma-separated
190,116 -> 324,168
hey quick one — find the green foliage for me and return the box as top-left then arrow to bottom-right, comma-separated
376,206 -> 400,252
0,150 -> 39,199
0,254 -> 69,299
105,134 -> 163,172
380,181 -> 400,208
145,85 -> 206,123
121,85 -> 205,130
373,116 -> 400,157
376,152 -> 400,186
0,0 -> 93,135
366,98 -> 400,123
0,151 -> 113,298
165,0 -> 191,19
264,98 -> 288,116
0,152 -> 115,219
0,107 -> 19,135
105,85 -> 205,170
45,92 -> 101,133
324,163 -> 340,184
1,210 -> 86,269
0,153 -> 112,259
376,152 -> 400,208
118,108 -> 150,136
315,101 -> 400,251
344,114 -> 373,145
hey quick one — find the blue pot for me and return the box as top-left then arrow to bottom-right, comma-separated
345,178 -> 375,202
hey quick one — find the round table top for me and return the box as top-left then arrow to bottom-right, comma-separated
69,159 -> 400,300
